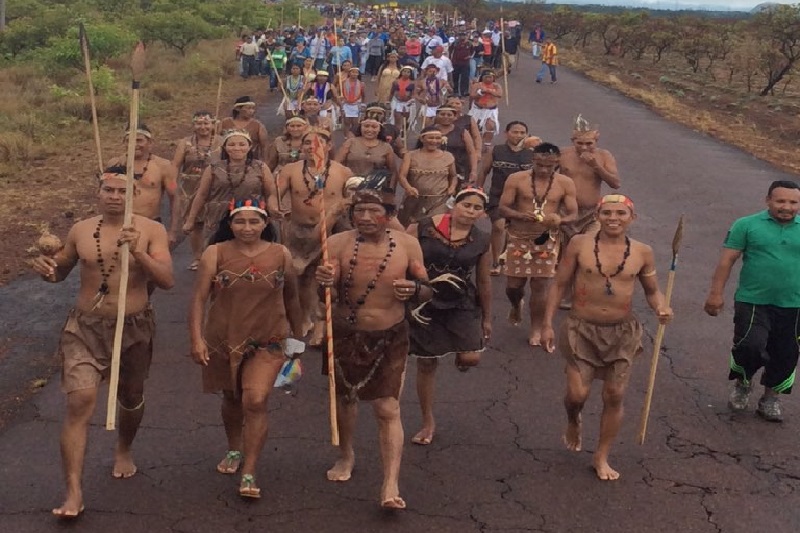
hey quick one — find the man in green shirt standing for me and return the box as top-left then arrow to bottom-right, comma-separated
267,44 -> 287,93
705,180 -> 800,422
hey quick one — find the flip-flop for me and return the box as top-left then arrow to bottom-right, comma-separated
217,450 -> 242,474
239,474 -> 262,499
52,505 -> 85,519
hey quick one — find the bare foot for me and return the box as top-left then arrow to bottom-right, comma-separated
563,415 -> 582,452
381,483 -> 406,510
528,330 -> 541,347
326,456 -> 355,481
411,427 -> 435,445
52,494 -> 84,519
112,450 -> 137,479
301,321 -> 314,338
508,300 -> 523,326
593,456 -> 620,481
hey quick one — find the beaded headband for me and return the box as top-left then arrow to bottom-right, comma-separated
316,70 -> 330,76
598,194 -> 634,213
360,118 -> 382,126
99,171 -> 127,183
351,189 -> 394,208
285,116 -> 309,126
400,66 -> 414,72
192,113 -> 213,123
233,101 -> 256,108
228,197 -> 268,217
455,186 -> 488,204
349,66 -> 361,72
302,127 -> 331,141
435,106 -> 457,114
124,128 -> 152,139
419,129 -> 442,138
479,69 -> 495,79
221,129 -> 252,144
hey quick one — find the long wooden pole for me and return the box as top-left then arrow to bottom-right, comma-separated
298,6 -> 302,28
500,17 -> 510,106
79,23 -> 104,175
106,42 -> 146,430
267,50 -> 293,116
637,215 -> 685,445
333,17 -> 344,108
213,76 -> 223,121
311,136 -> 339,446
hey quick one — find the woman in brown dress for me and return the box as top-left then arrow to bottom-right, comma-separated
217,96 -> 269,160
434,105 -> 478,186
334,118 -> 397,186
183,130 -> 275,245
397,126 -> 457,227
189,198 -> 303,499
171,111 -> 219,270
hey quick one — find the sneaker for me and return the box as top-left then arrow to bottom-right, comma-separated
727,380 -> 751,411
756,396 -> 783,422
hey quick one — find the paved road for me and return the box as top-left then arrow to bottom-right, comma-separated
2,54 -> 799,533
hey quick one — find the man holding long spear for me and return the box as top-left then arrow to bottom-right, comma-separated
540,194 -> 672,481
316,183 -> 432,509
30,169 -> 174,517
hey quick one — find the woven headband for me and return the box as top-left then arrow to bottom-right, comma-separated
597,194 -> 634,213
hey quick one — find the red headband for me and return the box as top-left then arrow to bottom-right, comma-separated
597,194 -> 635,213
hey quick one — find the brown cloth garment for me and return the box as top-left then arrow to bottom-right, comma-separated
558,314 -> 643,384
561,206 -> 601,242
218,117 -> 268,160
203,241 -> 290,395
397,150 -> 453,226
323,317 -> 410,402
503,223 -> 561,279
201,159 -> 265,244
343,138 -> 393,177
178,138 -> 216,225
59,307 -> 155,394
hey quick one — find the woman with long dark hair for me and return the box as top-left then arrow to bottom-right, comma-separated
182,130 -> 275,246
189,197 -> 303,499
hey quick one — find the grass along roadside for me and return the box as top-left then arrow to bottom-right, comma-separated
558,46 -> 800,176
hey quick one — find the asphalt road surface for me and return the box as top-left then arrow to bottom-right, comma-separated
1,53 -> 799,533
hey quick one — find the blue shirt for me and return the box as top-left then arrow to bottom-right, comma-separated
329,46 -> 352,65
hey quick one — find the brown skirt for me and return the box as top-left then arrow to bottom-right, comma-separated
561,207 -> 600,242
558,314 -> 643,384
323,318 -> 409,402
503,228 -> 560,278
397,194 -> 449,227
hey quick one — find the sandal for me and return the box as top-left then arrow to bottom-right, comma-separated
216,450 -> 242,474
239,474 -> 261,499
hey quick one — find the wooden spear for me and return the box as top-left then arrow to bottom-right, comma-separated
79,23 -> 104,175
213,76 -> 223,122
500,17 -> 510,106
311,135 -> 340,446
637,215 -> 685,445
106,42 -> 146,430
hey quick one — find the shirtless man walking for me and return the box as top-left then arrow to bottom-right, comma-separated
268,128 -> 353,342
499,143 -> 577,346
558,115 -> 621,308
107,125 -> 178,227
316,188 -> 431,509
540,194 -> 672,481
30,170 -> 174,517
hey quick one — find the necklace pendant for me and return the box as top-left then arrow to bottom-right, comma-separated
532,207 -> 545,222
605,281 -> 614,296
315,175 -> 325,189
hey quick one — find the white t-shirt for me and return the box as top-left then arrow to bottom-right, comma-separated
421,56 -> 453,81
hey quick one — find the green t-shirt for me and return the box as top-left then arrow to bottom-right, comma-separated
724,210 -> 800,307
270,49 -> 287,69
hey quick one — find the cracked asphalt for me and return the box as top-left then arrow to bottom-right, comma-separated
1,54 -> 799,532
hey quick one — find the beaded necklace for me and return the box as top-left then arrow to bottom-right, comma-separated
286,75 -> 303,98
225,159 -> 250,190
593,232 -> 632,296
301,158 -> 331,205
530,169 -> 555,222
133,154 -> 152,181
187,134 -> 213,175
342,230 -> 397,324
91,218 -> 120,310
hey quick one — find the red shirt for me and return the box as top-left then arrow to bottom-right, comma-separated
405,40 -> 422,56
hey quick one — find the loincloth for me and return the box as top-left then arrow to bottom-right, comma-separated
468,105 -> 499,136
323,318 -> 409,402
561,207 -> 600,242
283,219 -> 322,275
398,194 -> 449,227
503,227 -> 560,278
203,338 -> 285,396
58,307 -> 155,394
558,314 -> 643,384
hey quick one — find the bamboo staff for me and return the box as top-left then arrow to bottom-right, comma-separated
280,6 -> 284,28
637,215 -> 685,445
213,76 -> 223,121
106,42 -> 146,430
311,136 -> 340,446
500,17 -> 510,106
267,49 -> 294,117
79,23 -> 104,175
333,18 -> 345,108
298,6 -> 302,28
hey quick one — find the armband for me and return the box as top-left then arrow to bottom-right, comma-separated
640,269 -> 657,278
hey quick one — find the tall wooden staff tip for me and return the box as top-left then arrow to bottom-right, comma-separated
106,41 -> 146,431
79,23 -> 104,176
637,215 -> 685,445
500,17 -> 510,107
